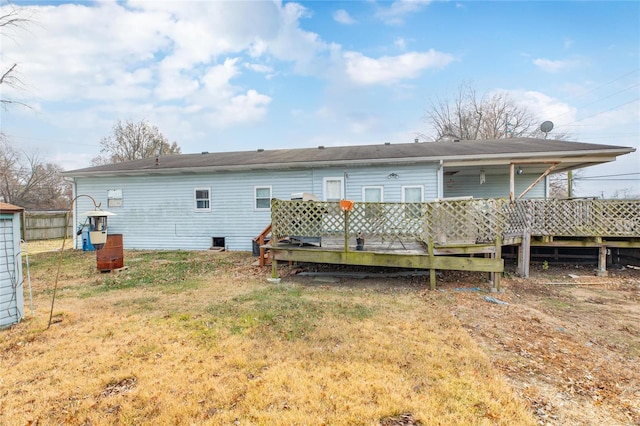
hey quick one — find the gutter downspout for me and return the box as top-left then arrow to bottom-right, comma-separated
437,160 -> 444,200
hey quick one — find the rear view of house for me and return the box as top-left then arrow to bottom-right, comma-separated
62,138 -> 635,252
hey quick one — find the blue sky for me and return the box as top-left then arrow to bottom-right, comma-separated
1,0 -> 638,197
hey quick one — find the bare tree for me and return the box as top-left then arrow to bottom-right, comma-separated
92,119 -> 181,165
423,82 -> 576,198
0,135 -> 71,209
0,4 -> 34,110
422,82 -> 569,141
547,170 -> 583,199
611,188 -> 640,199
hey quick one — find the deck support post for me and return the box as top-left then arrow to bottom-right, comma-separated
271,259 -> 278,279
491,236 -> 502,292
428,239 -> 436,290
597,240 -> 608,277
518,230 -> 531,278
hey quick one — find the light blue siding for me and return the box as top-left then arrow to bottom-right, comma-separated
311,165 -> 439,202
0,212 -> 24,328
73,163 -> 440,251
443,173 -> 546,199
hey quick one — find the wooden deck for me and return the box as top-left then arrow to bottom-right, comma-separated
267,198 -> 640,289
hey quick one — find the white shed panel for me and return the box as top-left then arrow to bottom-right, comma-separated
0,211 -> 24,328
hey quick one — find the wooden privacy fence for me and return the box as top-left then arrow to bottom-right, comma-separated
271,198 -> 640,246
24,211 -> 73,241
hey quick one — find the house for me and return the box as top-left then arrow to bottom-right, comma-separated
0,202 -> 25,328
62,138 -> 635,252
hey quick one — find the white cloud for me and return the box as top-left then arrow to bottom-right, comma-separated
210,90 -> 272,127
0,0 -> 335,130
244,63 -> 274,74
533,57 -> 587,73
333,9 -> 356,25
502,89 -> 577,128
394,37 -> 407,50
375,0 -> 432,25
344,50 -> 454,85
201,58 -> 240,98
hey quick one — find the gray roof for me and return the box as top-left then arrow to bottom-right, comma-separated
63,138 -> 635,177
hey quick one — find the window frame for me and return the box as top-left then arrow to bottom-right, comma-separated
194,187 -> 211,212
362,186 -> 384,203
401,185 -> 424,203
107,189 -> 123,208
402,185 -> 424,218
254,185 -> 272,211
322,176 -> 344,201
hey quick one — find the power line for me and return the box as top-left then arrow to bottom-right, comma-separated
574,178 -> 639,181
577,173 -> 640,179
548,69 -> 639,122
556,97 -> 640,129
558,82 -> 640,123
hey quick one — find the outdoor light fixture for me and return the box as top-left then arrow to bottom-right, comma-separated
480,169 -> 486,185
387,173 -> 399,179
517,166 -> 524,175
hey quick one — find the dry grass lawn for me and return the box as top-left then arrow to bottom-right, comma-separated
2,244 -> 535,425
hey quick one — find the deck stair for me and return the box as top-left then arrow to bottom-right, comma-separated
253,223 -> 272,267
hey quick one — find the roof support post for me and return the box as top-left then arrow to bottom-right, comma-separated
509,163 -> 515,203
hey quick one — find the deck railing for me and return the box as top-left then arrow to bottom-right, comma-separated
271,198 -> 640,247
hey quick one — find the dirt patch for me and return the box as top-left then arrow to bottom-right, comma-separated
447,269 -> 640,426
287,263 -> 640,425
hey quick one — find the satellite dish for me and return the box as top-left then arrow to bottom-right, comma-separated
540,120 -> 554,138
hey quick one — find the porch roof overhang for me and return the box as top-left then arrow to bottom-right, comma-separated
62,138 -> 635,178
441,150 -> 628,175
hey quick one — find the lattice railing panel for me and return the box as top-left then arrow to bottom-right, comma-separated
271,198 -> 640,246
272,200 -> 342,240
349,203 -> 427,239
518,199 -> 640,237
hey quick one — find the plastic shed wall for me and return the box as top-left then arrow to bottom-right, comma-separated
0,212 -> 24,328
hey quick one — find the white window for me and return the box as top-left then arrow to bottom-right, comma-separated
107,189 -> 123,207
194,188 -> 211,211
362,186 -> 383,202
363,186 -> 384,220
323,177 -> 344,201
402,185 -> 424,218
402,186 -> 424,203
255,186 -> 272,210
